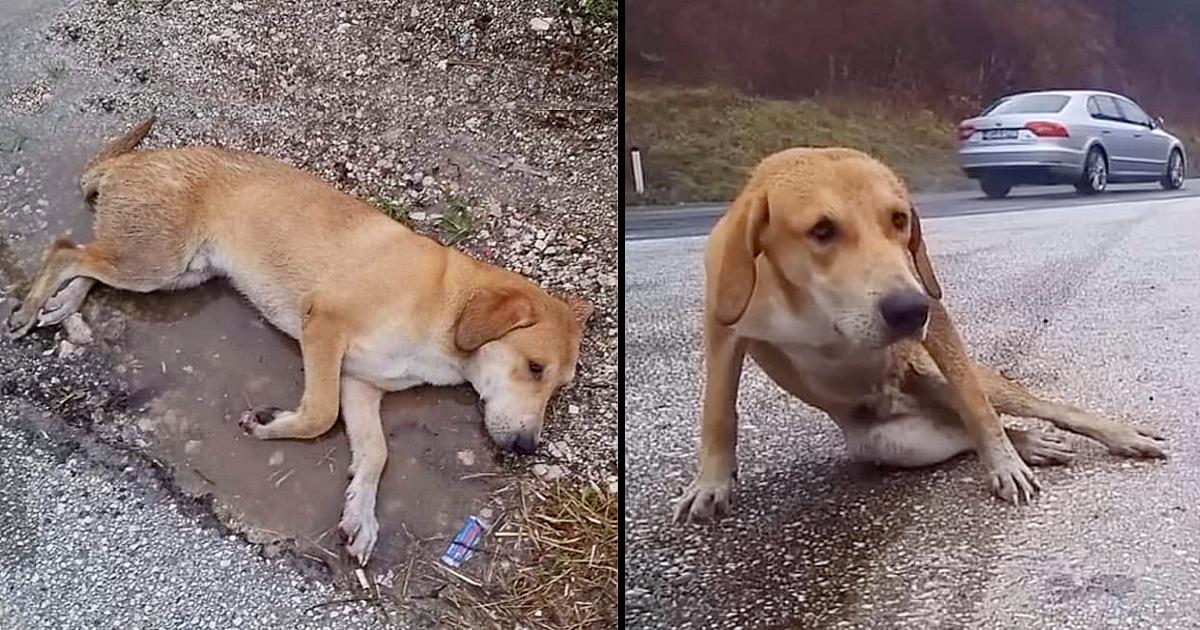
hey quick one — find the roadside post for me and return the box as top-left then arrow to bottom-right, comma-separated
630,147 -> 645,195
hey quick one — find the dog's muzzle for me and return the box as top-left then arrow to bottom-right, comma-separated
477,397 -> 539,454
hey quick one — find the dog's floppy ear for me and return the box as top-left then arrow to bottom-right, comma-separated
561,293 -> 594,326
455,287 -> 537,352
713,191 -> 768,326
908,204 -> 942,300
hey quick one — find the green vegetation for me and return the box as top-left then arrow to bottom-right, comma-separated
561,0 -> 617,25
441,195 -> 476,244
625,83 -> 968,205
367,194 -> 409,223
626,83 -> 1200,205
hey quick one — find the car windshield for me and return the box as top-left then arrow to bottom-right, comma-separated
980,94 -> 1070,116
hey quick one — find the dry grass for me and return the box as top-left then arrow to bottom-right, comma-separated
440,477 -> 618,629
624,82 -> 971,205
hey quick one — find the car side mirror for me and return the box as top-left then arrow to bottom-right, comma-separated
1154,116 -> 1165,129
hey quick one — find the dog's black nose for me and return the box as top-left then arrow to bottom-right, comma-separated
879,290 -> 930,337
511,433 -> 538,455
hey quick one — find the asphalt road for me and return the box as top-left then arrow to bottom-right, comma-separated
624,181 -> 1200,240
624,194 -> 1200,628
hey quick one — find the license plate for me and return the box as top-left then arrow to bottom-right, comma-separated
982,129 -> 1019,140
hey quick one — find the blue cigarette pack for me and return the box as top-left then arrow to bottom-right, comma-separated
441,515 -> 487,568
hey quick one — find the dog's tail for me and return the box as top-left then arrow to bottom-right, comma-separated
87,115 -> 156,167
81,115 -> 156,204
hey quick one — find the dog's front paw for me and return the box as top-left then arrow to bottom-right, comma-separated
982,446 -> 1040,505
339,493 -> 380,566
237,406 -> 285,437
673,474 -> 735,524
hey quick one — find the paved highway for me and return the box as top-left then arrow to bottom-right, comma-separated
624,181 -> 1200,240
624,192 -> 1200,628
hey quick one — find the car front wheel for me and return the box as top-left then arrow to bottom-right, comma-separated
1076,147 -> 1108,195
1161,149 -> 1185,190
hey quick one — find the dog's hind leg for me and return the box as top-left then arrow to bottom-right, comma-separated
6,238 -> 171,338
37,277 -> 96,327
239,300 -> 347,440
978,366 -> 1166,459
845,414 -> 1073,468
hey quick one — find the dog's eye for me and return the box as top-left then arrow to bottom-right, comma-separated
528,361 -> 544,378
808,219 -> 837,243
892,212 -> 909,230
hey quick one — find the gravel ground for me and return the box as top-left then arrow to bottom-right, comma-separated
0,330 -> 397,629
0,0 -> 615,627
1,0 -> 617,478
0,403 -> 397,630
625,198 -> 1200,628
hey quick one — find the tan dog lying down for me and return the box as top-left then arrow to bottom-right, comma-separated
6,118 -> 592,564
675,147 -> 1164,523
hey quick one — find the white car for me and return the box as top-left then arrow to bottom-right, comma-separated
958,90 -> 1187,198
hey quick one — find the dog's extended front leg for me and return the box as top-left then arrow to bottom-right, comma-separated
674,319 -> 747,523
240,302 -> 346,439
923,300 -> 1039,504
337,375 -> 386,566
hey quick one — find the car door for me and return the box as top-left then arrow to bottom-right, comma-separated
1114,97 -> 1171,176
1089,95 -> 1139,177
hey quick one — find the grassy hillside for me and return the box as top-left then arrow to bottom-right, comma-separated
625,84 -> 969,205
626,83 -> 1200,205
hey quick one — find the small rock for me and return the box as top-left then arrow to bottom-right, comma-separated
56,340 -> 82,359
184,440 -> 202,455
532,463 -> 564,481
336,23 -> 351,34
568,404 -> 580,415
64,314 -> 94,346
268,450 -> 284,466
409,211 -> 427,221
230,1 -> 244,10
456,449 -> 476,467
530,17 -> 552,31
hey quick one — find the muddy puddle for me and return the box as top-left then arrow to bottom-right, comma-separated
1,38 -> 508,585
114,288 -> 506,574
